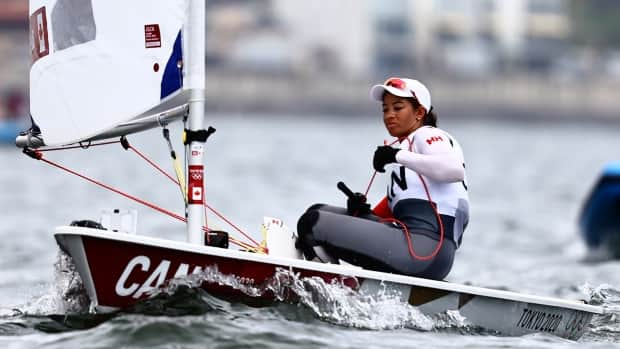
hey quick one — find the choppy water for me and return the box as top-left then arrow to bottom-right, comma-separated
1,114 -> 620,348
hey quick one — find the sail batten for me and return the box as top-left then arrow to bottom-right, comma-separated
29,0 -> 191,146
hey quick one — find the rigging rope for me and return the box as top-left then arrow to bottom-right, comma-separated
25,148 -> 186,223
363,137 -> 445,261
27,133 -> 445,260
23,143 -> 263,252
121,139 -> 261,248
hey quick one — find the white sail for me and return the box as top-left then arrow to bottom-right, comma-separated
29,0 -> 191,146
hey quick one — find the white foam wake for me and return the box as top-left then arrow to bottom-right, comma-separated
18,251 -> 90,316
158,266 -> 467,331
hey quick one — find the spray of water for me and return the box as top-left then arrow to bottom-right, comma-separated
18,251 -> 91,316
579,283 -> 620,342
18,256 -> 511,334
153,266 -> 472,331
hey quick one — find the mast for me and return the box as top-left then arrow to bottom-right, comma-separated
185,0 -> 206,244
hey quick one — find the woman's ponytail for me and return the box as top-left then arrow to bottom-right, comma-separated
424,106 -> 438,127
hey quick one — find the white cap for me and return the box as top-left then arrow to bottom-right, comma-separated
370,77 -> 432,113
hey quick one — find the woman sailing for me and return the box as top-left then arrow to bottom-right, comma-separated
296,77 -> 469,280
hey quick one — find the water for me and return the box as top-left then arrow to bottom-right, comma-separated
1,114 -> 620,348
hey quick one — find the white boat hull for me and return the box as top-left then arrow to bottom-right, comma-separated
54,226 -> 602,340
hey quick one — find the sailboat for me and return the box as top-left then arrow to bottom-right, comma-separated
579,161 -> 620,260
18,0 -> 604,340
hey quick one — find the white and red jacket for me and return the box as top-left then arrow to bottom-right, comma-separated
373,126 -> 469,247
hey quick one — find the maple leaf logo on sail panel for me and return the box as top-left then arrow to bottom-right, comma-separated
30,7 -> 50,63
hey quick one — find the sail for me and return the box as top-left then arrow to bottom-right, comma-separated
29,0 -> 191,146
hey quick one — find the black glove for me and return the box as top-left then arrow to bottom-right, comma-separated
373,146 -> 400,173
347,192 -> 371,216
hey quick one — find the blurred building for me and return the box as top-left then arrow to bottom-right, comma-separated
1,0 -> 617,118
272,0 -> 372,78
208,0 -> 574,79
204,0 -> 620,119
206,0 -> 297,75
0,0 -> 607,85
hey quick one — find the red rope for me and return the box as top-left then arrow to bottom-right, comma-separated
203,203 -> 260,246
400,172 -> 445,260
380,217 -> 440,261
366,136 -> 445,261
364,138 -> 400,196
364,139 -> 401,196
408,138 -> 445,260
364,171 -> 377,197
127,145 -> 179,184
39,156 -> 186,222
125,143 -> 260,247
29,151 -> 256,250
